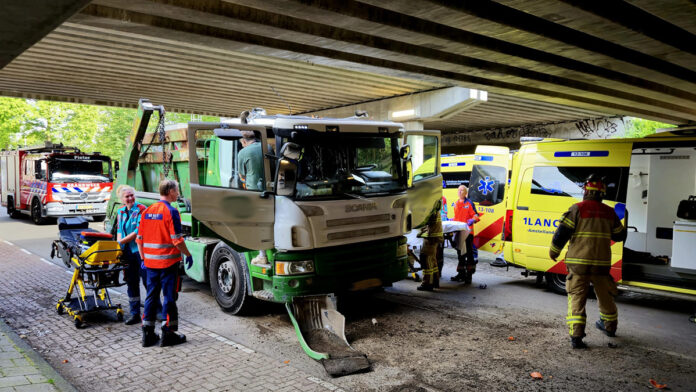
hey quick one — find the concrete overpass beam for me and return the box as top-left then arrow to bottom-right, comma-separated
303,86 -> 487,127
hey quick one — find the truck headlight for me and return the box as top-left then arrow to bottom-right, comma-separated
397,243 -> 408,258
275,260 -> 315,275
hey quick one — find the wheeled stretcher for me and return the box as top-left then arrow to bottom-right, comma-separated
50,217 -> 126,328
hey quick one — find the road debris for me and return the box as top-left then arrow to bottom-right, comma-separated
478,284 -> 487,289
530,371 -> 543,380
508,336 -> 516,341
649,379 -> 667,389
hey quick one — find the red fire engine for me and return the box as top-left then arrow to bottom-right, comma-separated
0,142 -> 113,224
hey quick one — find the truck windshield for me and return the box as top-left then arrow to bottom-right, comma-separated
49,158 -> 112,183
294,135 -> 404,199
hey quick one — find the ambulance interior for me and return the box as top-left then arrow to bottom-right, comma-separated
623,146 -> 696,290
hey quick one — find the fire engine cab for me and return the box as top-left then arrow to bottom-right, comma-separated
0,142 -> 113,224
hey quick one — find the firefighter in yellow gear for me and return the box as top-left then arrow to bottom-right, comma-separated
417,201 -> 444,291
549,174 -> 626,349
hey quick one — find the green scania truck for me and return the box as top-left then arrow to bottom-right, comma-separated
106,99 -> 441,375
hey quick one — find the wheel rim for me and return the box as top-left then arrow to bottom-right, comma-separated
550,273 -> 566,288
217,258 -> 236,294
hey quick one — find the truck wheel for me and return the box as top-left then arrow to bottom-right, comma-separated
209,242 -> 251,315
7,197 -> 21,219
92,215 -> 106,222
545,272 -> 567,295
31,199 -> 47,225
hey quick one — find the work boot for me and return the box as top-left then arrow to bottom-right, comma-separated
160,327 -> 187,347
450,273 -> 466,282
142,326 -> 159,348
595,320 -> 616,337
124,314 -> 141,325
416,284 -> 434,292
433,278 -> 440,289
570,337 -> 587,349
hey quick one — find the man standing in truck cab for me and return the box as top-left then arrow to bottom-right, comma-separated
137,179 -> 193,348
549,174 -> 627,349
451,185 -> 480,283
238,130 -> 265,191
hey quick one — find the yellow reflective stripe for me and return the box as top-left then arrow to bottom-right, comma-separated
573,232 -> 610,238
565,257 -> 611,266
599,312 -> 618,321
550,244 -> 561,253
612,226 -> 623,233
561,217 -> 575,228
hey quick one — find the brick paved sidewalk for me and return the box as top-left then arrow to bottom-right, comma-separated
0,317 -> 76,392
0,240 -> 346,392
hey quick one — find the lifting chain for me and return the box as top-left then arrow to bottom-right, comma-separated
156,110 -> 173,179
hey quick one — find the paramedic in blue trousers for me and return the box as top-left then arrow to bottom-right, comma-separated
137,179 -> 193,347
115,185 -> 161,325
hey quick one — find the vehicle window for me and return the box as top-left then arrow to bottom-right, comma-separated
530,166 -> 628,202
469,164 -> 506,206
197,130 -> 266,191
407,135 -> 439,181
50,158 -> 110,183
442,171 -> 470,189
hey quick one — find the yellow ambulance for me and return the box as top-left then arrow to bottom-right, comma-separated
501,129 -> 696,297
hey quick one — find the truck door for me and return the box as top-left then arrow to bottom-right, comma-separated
469,146 -> 510,253
404,130 -> 442,229
188,123 -> 275,250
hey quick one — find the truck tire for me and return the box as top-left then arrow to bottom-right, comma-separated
7,197 -> 21,219
545,272 -> 567,295
92,215 -> 106,222
31,199 -> 47,225
209,242 -> 251,315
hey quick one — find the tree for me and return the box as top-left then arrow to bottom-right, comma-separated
624,117 -> 675,138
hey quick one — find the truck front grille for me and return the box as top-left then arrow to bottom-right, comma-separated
326,214 -> 391,227
326,226 -> 390,241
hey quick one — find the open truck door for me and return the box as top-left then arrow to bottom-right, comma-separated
404,130 -> 442,229
187,123 -> 275,250
469,146 -> 511,254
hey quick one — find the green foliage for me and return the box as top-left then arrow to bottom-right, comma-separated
624,117 -> 676,138
0,98 -> 219,160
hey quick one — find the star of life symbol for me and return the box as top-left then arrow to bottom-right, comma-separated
478,176 -> 495,195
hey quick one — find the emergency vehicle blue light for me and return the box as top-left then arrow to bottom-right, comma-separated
554,151 -> 609,157
475,156 -> 494,161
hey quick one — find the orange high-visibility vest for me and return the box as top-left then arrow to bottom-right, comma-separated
136,200 -> 184,269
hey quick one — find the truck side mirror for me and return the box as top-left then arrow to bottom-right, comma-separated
275,158 -> 298,197
113,161 -> 119,179
399,144 -> 411,160
280,142 -> 301,160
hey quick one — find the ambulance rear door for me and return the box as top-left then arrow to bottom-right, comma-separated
441,154 -> 474,220
404,130 -> 442,229
469,146 -> 510,254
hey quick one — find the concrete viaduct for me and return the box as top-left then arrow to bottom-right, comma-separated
1,1 -> 695,149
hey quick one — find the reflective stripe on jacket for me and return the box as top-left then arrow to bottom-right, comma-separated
551,199 -> 625,275
136,200 -> 184,269
117,203 -> 147,254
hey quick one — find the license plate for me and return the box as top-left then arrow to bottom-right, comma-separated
350,278 -> 382,291
77,204 -> 94,210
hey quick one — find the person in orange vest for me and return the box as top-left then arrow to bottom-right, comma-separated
451,185 -> 480,283
137,179 -> 193,347
549,174 -> 626,349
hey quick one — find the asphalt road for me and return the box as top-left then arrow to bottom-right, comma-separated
2,208 -> 695,390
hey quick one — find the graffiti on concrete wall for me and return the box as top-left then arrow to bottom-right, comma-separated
442,116 -> 627,147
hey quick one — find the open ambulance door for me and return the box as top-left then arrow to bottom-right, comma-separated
404,130 -> 442,229
188,123 -> 275,250
469,146 -> 510,253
